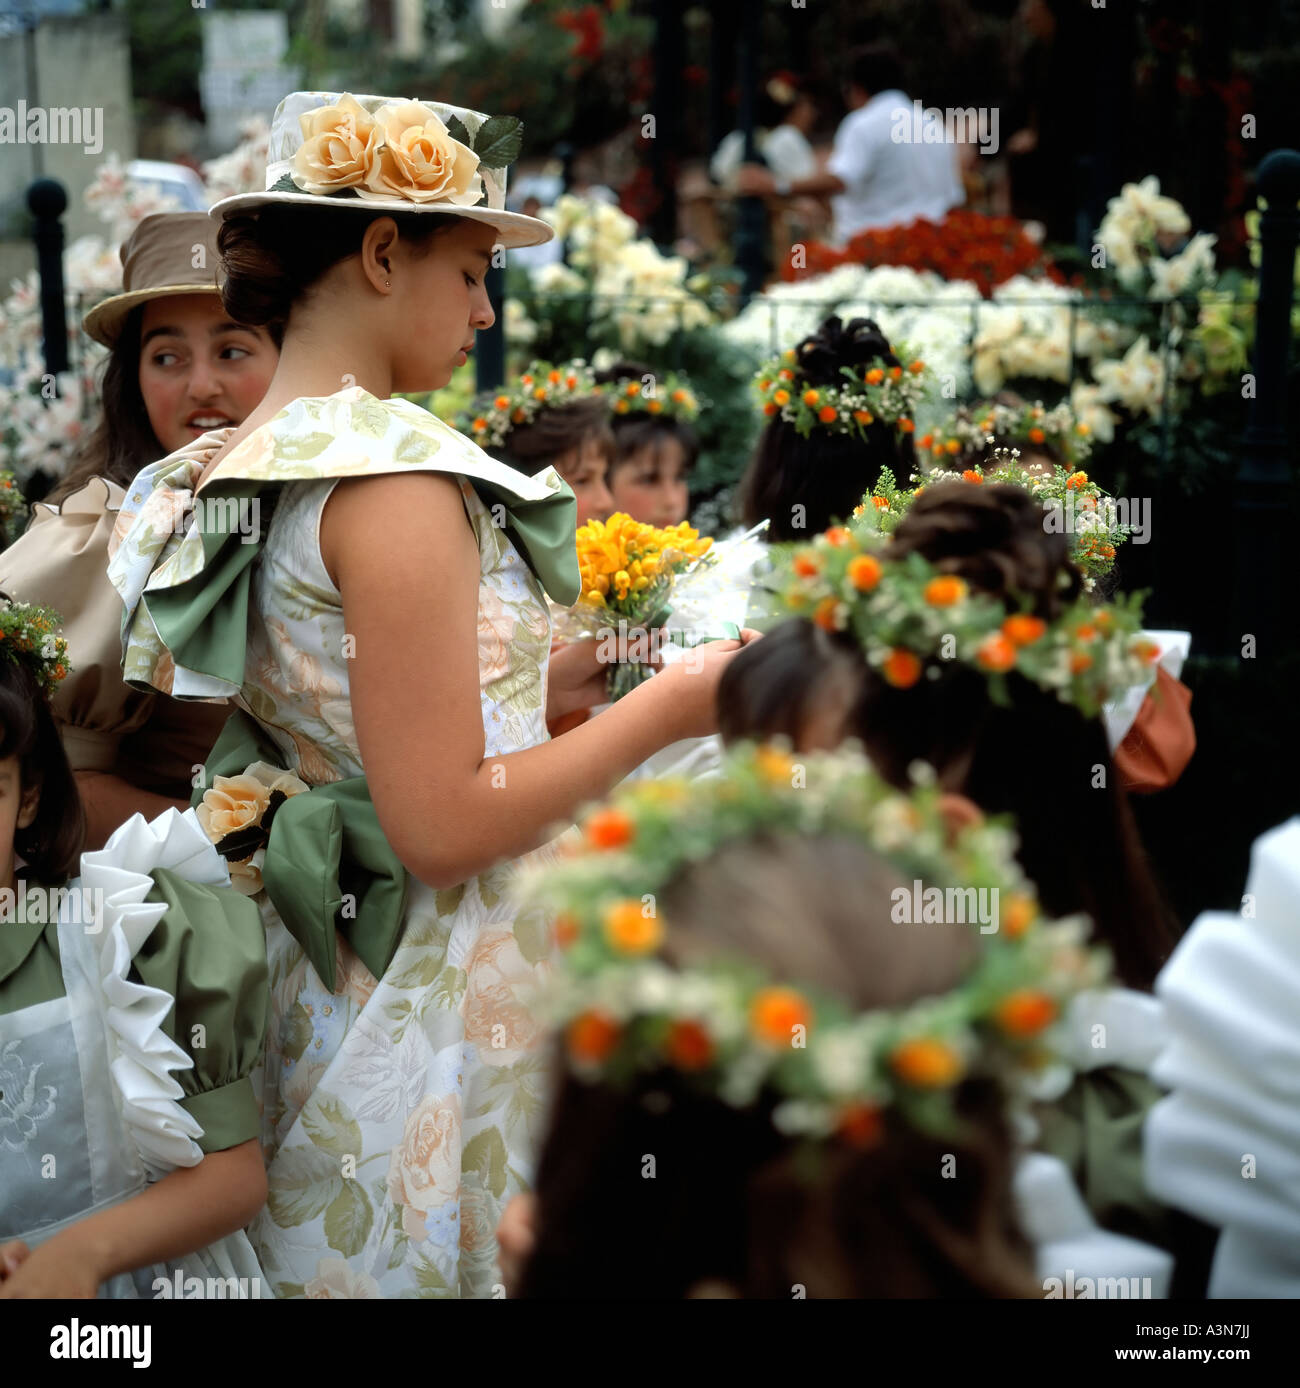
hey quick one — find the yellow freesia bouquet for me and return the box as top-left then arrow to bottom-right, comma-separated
557,512 -> 718,701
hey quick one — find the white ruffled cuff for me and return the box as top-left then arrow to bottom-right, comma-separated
1016,1151 -> 1173,1298
1144,818 -> 1300,1297
75,808 -> 236,1180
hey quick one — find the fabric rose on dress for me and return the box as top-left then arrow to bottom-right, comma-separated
457,1171 -> 499,1288
463,929 -> 545,1067
198,761 -> 311,895
304,1257 -> 382,1298
358,100 -> 482,206
387,1093 -> 462,1240
196,773 -> 272,843
292,94 -> 381,195
476,585 -> 516,687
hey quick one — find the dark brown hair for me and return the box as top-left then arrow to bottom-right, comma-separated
217,203 -> 463,327
518,834 -> 1039,1299
491,397 -> 613,477
592,359 -> 700,482
0,639 -> 84,883
719,483 -> 1178,989
736,317 -> 915,542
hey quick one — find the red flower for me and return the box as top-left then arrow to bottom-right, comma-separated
788,209 -> 1059,296
554,5 -> 605,63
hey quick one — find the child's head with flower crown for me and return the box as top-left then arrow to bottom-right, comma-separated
735,316 -> 919,542
463,361 -> 615,524
717,484 -> 1177,989
510,746 -> 1108,1299
592,360 -> 700,529
0,599 -> 83,890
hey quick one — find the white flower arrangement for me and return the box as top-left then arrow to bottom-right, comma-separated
1095,177 -> 1215,300
526,193 -> 717,353
1092,334 -> 1169,420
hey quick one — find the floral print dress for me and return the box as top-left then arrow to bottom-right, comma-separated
107,389 -> 576,1298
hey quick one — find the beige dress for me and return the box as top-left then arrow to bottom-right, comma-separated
0,476 -> 228,795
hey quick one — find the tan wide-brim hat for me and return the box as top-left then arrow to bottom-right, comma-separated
208,91 -> 555,250
82,212 -> 226,348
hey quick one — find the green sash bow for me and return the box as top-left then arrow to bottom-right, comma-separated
146,464 -> 578,692
193,709 -> 408,992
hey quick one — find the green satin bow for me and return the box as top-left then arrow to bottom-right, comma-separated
144,464 -> 578,692
192,708 -> 408,992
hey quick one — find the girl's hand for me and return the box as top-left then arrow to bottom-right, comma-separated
546,640 -> 615,722
0,1234 -> 101,1299
654,628 -> 764,741
496,1192 -> 536,1297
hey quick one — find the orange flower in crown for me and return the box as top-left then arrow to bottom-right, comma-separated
773,519 -> 1156,720
520,742 -> 1110,1145
457,359 -> 598,449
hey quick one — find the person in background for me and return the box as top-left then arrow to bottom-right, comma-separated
0,601 -> 270,1299
502,744 -> 1171,1299
710,73 -> 818,190
592,360 -> 700,528
735,43 -> 963,243
0,212 -> 280,850
460,359 -> 615,527
737,315 -> 919,543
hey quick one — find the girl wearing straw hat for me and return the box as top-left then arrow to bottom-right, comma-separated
0,212 -> 280,849
105,91 -> 756,1298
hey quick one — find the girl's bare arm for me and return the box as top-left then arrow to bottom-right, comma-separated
322,472 -> 747,889
0,1140 -> 266,1298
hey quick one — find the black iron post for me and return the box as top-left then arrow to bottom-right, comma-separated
28,178 -> 68,377
477,257 -> 505,393
705,1 -> 735,177
649,0 -> 683,250
1230,149 -> 1300,656
732,0 -> 766,303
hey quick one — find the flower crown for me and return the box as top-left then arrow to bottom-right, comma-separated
0,599 -> 71,699
459,358 -> 598,449
601,370 -> 702,423
775,521 -> 1156,718
754,346 -> 931,441
0,470 -> 24,546
853,451 -> 1131,582
522,741 -> 1109,1144
919,400 -> 1094,469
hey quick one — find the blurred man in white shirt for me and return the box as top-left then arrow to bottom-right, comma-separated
736,44 -> 964,244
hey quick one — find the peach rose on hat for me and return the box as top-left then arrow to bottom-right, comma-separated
360,99 -> 482,206
289,94 -> 482,206
292,94 -> 382,195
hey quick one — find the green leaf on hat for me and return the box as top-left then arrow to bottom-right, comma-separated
444,114 -> 472,148
470,115 -> 523,168
269,173 -> 298,193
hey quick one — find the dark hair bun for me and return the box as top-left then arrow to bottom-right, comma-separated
591,359 -> 658,388
891,482 -> 1082,618
217,211 -> 294,326
217,204 -> 462,328
793,315 -> 900,388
